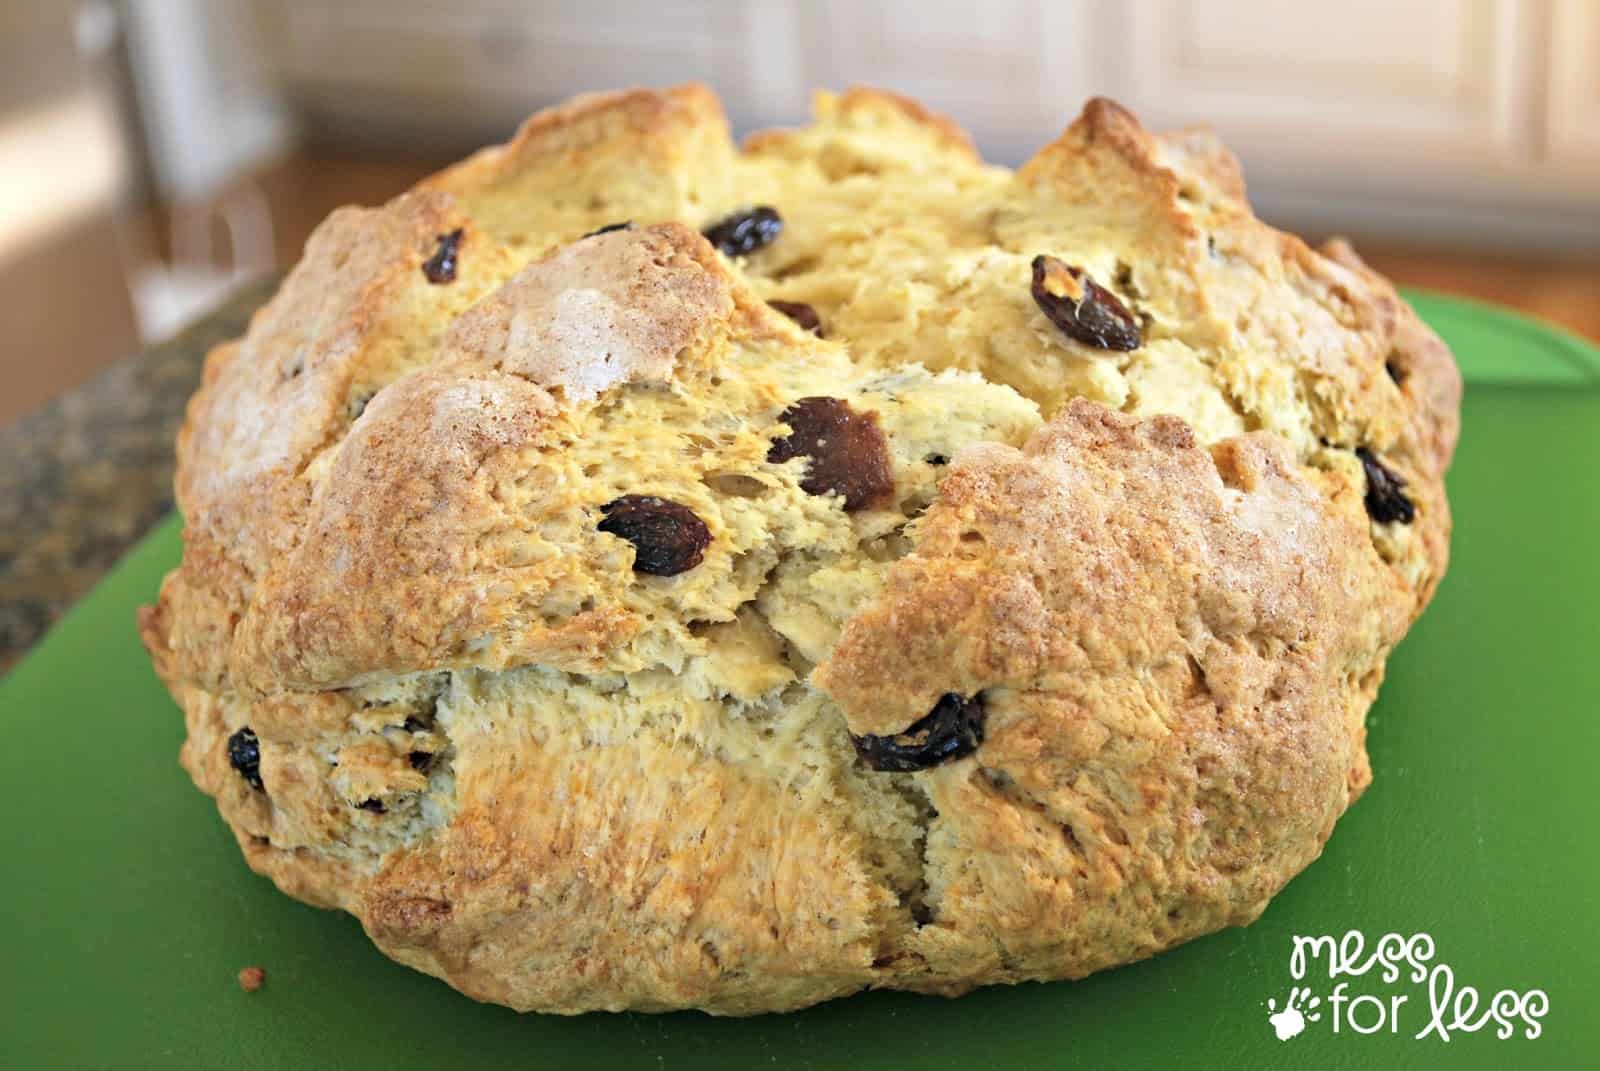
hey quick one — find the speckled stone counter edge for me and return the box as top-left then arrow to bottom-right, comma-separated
0,277 -> 278,673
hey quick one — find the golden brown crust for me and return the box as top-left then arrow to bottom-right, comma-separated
232,224 -> 736,691
818,400 -> 1409,734
423,83 -> 730,198
422,84 -> 736,246
814,402 -> 1408,983
140,87 -> 1460,1015
1160,125 -> 1250,205
742,87 -> 981,173
444,223 -> 733,401
1319,236 -> 1459,607
1006,100 -> 1451,610
361,699 -> 900,1013
1319,237 -> 1463,476
830,86 -> 981,160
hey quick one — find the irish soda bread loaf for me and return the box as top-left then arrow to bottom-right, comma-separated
139,85 -> 1460,1014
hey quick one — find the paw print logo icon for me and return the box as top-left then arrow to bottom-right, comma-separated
1266,988 -> 1323,1040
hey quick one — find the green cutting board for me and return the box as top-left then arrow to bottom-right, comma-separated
3,293 -> 1597,1070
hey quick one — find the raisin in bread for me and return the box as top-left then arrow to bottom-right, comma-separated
139,85 -> 1460,1015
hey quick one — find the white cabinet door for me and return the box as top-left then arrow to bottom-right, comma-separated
257,1 -> 775,128
1109,0 -> 1537,181
1548,0 -> 1600,173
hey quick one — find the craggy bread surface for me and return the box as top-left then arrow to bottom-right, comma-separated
140,85 -> 1459,1014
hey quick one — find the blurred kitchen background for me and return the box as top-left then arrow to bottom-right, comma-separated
4,0 -> 1599,425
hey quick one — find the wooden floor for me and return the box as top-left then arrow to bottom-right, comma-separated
5,150 -> 1597,426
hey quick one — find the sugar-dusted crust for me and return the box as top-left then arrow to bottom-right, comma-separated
816,402 -> 1410,984
229,223 -> 737,692
140,85 -> 1459,1014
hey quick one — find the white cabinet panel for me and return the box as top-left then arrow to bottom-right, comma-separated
260,1 -> 776,122
1547,0 -> 1600,172
1113,0 -> 1536,172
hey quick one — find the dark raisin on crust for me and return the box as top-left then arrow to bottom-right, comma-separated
1385,358 -> 1405,384
703,206 -> 782,257
408,751 -> 433,772
768,299 -> 823,336
768,397 -> 895,512
422,228 -> 464,284
1030,255 -> 1141,351
356,798 -> 386,813
853,693 -> 987,772
924,453 -> 949,466
598,495 -> 713,576
1356,447 -> 1416,525
583,221 -> 633,238
227,728 -> 264,790
402,716 -> 428,733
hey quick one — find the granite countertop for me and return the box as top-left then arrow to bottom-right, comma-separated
1,278 -> 277,673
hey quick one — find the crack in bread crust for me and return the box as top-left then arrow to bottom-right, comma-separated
138,84 -> 1459,1015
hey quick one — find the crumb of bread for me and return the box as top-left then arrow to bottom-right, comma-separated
237,966 -> 266,993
